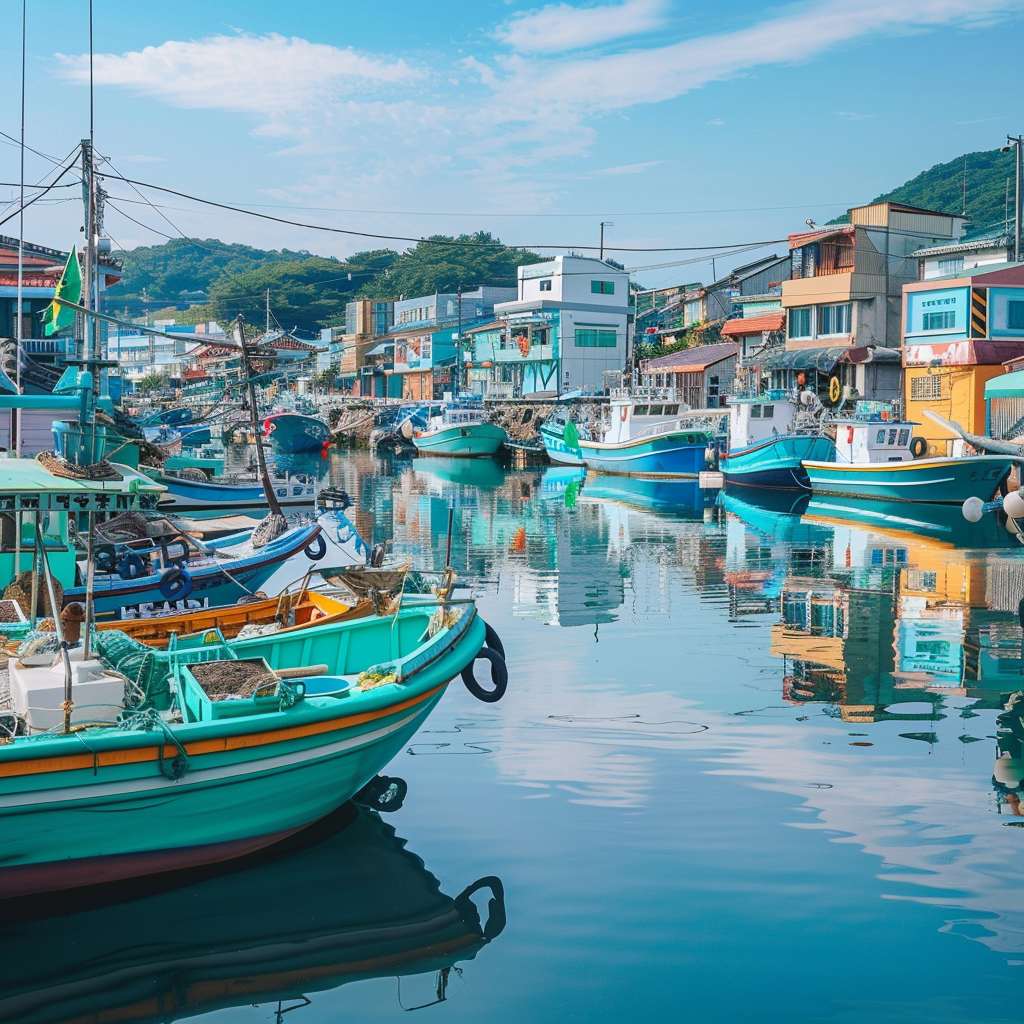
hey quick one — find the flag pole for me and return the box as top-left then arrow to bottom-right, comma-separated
14,0 -> 26,454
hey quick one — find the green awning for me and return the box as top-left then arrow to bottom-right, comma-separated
761,347 -> 848,373
985,369 -> 1024,399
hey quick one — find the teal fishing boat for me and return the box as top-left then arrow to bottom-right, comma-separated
413,408 -> 507,458
803,406 -> 1013,504
0,599 -> 507,897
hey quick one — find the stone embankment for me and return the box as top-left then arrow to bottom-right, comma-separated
320,397 -> 609,446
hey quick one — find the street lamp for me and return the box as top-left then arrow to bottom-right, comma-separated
600,221 -> 614,262
1001,135 -> 1023,262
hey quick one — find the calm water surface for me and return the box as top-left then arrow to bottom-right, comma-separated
10,451 -> 1024,1023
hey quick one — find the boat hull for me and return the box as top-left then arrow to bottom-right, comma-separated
0,611 -> 486,897
540,424 -> 585,467
264,413 -> 331,454
155,473 -> 317,511
579,430 -> 711,478
65,523 -> 323,617
722,434 -> 835,491
803,454 -> 1014,503
413,422 -> 506,457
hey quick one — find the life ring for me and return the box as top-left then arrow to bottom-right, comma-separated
910,436 -> 927,458
304,533 -> 327,561
159,567 -> 193,602
620,407 -> 628,422
829,376 -> 841,403
461,647 -> 508,703
118,551 -> 147,581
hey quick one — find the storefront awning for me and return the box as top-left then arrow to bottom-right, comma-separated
985,369 -> 1024,399
761,346 -> 848,373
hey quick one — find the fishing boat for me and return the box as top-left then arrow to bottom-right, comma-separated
413,408 -> 507,458
540,416 -> 587,467
721,391 -> 835,490
263,411 -> 331,454
569,389 -> 716,478
153,469 -> 319,511
97,586 -> 374,646
802,403 -> 1014,504
0,804 -> 504,1024
66,520 -> 329,619
0,594 -> 507,897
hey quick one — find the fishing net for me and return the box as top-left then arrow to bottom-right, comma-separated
251,513 -> 288,549
94,511 -> 148,542
3,571 -> 62,619
36,450 -> 123,481
92,630 -> 172,709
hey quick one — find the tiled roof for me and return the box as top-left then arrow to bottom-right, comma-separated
720,312 -> 785,336
644,341 -> 739,372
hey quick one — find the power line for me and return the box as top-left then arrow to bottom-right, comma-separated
0,151 -> 83,229
94,171 -> 788,254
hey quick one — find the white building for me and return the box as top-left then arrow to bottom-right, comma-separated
494,256 -> 631,393
911,227 -> 1013,281
106,320 -> 225,386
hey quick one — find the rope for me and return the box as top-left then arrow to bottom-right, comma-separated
119,706 -> 190,780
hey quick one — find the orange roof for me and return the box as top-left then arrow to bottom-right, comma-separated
720,312 -> 785,336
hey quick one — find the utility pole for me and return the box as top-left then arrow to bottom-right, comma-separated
1003,135 -> 1023,262
455,284 -> 462,397
600,221 -> 613,262
266,287 -> 270,334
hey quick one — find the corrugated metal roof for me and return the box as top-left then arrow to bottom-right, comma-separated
644,341 -> 738,372
762,346 -> 848,372
720,312 -> 785,336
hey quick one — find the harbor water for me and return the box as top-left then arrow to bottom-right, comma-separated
9,449 -> 1024,1023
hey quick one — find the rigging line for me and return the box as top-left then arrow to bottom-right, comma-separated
0,153 -> 83,229
99,153 -> 195,243
94,171 -> 788,253
0,180 -> 79,189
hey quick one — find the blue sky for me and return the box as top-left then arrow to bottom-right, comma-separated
1,0 -> 1022,288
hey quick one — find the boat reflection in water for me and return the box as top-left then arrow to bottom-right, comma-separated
580,474 -> 718,518
722,489 -> 1024,721
413,455 -> 509,490
0,802 -> 505,1024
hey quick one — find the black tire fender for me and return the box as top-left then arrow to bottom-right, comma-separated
483,620 -> 505,660
159,567 -> 193,602
304,533 -> 327,561
461,647 -> 508,703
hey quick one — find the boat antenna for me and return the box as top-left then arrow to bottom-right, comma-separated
236,314 -> 283,517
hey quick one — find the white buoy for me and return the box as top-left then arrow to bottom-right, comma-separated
962,496 -> 984,522
1005,489 -> 1024,520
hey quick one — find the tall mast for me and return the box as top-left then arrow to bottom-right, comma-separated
14,0 -> 26,454
236,315 -> 283,518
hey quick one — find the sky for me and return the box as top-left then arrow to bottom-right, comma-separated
1,0 -> 1022,289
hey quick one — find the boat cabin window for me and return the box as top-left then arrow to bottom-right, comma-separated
898,428 -> 909,446
875,429 -> 885,444
888,429 -> 897,445
664,405 -> 679,415
750,405 -> 761,418
649,405 -> 663,416
633,405 -> 648,416
762,405 -> 774,418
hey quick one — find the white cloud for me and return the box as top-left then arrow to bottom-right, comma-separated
496,0 -> 666,54
707,118 -> 726,126
837,110 -> 872,120
55,33 -> 418,117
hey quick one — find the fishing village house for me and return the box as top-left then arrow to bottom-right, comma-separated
901,259 -> 1024,454
479,255 -> 631,397
640,341 -> 739,408
319,299 -> 394,394
767,201 -> 967,404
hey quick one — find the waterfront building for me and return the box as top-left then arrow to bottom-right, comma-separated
107,320 -> 224,387
902,261 -> 1024,453
912,225 -> 1014,281
639,341 -> 739,408
773,202 -> 965,401
493,256 -> 631,394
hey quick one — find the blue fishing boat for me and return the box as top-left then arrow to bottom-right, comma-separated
574,390 -> 715,478
263,411 -> 331,454
540,417 -> 586,467
154,469 -> 318,511
721,392 -> 835,490
803,405 -> 1014,504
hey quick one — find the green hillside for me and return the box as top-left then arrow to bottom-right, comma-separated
109,233 -> 542,331
872,147 -> 1017,231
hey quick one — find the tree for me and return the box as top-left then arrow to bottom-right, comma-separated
137,372 -> 167,395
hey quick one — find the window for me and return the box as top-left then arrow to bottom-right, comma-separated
922,310 -> 956,331
1009,301 -> 1024,330
539,279 -> 552,292
818,303 -> 851,336
750,405 -> 762,418
911,375 -> 942,401
575,328 -> 617,347
762,405 -> 774,418
898,429 -> 909,446
875,429 -> 886,444
591,280 -> 615,295
788,307 -> 812,338
937,257 -> 964,276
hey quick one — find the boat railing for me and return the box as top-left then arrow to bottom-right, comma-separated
610,386 -> 676,402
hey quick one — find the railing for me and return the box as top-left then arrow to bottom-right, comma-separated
610,386 -> 677,402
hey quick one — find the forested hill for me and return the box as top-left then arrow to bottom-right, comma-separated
871,147 -> 1017,231
109,233 -> 544,332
